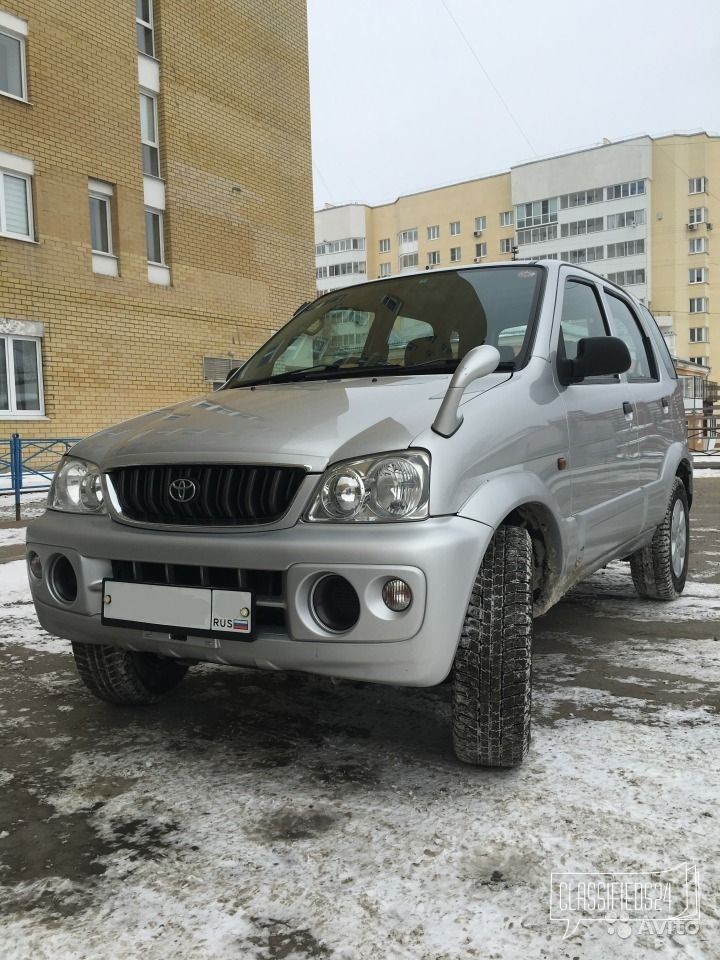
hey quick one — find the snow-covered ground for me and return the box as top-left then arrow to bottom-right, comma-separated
0,491 -> 49,523
1,481 -> 719,959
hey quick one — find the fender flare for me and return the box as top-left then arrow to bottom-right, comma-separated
457,471 -> 569,612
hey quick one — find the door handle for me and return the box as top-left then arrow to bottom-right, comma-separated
661,396 -> 670,413
623,401 -> 633,417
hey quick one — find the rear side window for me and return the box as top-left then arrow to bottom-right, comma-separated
559,280 -> 609,360
639,304 -> 677,379
605,293 -> 656,381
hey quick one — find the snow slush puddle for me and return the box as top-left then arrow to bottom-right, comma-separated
1,483 -> 720,959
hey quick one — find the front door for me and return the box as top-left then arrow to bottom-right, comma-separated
554,271 -> 643,568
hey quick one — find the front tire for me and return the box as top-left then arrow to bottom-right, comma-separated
72,642 -> 188,705
629,477 -> 689,600
452,526 -> 533,768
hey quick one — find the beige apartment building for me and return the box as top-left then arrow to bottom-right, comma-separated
315,132 -> 720,375
0,0 -> 314,439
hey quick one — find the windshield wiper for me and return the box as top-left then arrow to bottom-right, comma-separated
230,360 -> 388,389
229,355 -> 514,388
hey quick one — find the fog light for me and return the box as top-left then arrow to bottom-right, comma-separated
49,554 -> 78,604
27,551 -> 43,580
311,574 -> 360,633
382,578 -> 412,612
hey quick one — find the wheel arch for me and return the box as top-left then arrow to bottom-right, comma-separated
458,475 -> 566,615
676,457 -> 693,508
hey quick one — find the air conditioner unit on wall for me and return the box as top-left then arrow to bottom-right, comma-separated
473,230 -> 483,237
688,223 -> 697,230
473,256 -> 484,263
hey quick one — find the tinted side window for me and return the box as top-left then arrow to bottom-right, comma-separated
559,280 -> 609,360
640,304 -> 677,379
605,294 -> 655,381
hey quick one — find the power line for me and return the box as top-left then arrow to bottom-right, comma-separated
440,0 -> 537,157
313,161 -> 335,204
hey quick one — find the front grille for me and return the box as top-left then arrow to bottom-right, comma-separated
110,560 -> 286,630
108,464 -> 306,525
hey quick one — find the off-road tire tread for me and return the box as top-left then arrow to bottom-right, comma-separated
452,525 -> 533,768
72,642 -> 188,705
629,477 -> 689,601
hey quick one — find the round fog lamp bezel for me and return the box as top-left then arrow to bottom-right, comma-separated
382,578 -> 413,612
27,550 -> 43,580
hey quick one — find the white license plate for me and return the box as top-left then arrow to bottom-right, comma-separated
101,580 -> 253,636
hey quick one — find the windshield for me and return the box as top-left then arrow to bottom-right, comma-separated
226,265 -> 545,388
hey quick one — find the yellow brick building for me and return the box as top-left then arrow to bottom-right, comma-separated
0,0 -> 314,439
315,132 -> 720,375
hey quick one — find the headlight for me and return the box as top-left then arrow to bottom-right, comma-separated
49,457 -> 106,514
306,451 -> 430,522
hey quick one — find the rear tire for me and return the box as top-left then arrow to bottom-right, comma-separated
452,526 -> 533,768
629,477 -> 689,600
72,642 -> 188,705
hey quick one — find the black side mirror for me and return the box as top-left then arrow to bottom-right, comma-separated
558,336 -> 631,386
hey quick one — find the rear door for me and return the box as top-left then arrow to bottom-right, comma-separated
554,270 -> 643,565
602,293 -> 683,528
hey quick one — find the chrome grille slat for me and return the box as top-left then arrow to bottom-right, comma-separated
108,464 -> 305,525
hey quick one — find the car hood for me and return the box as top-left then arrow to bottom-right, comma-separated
73,372 -> 511,472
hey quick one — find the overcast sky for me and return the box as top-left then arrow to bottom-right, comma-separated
307,0 -> 720,209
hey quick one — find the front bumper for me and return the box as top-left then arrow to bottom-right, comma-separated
26,511 -> 493,686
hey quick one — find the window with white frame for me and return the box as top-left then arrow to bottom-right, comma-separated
517,224 -> 558,245
515,198 -> 558,229
689,267 -> 707,284
689,297 -> 708,313
560,217 -> 603,238
379,237 -> 390,253
145,208 -> 164,264
688,356 -> 709,367
475,242 -> 487,258
689,327 -> 709,343
427,225 -> 439,240
136,0 -> 154,56
140,92 -> 160,177
607,209 -> 646,229
688,207 -> 707,225
606,239 -> 645,258
379,262 -> 391,277
399,252 -> 418,268
0,161 -> 33,240
688,177 -> 707,195
560,246 -> 604,264
0,334 -> 43,414
500,238 -> 512,253
607,269 -> 646,286
399,229 -> 418,245
427,250 -> 440,266
500,210 -> 513,227
327,261 -> 366,277
88,181 -> 113,255
559,187 -> 603,208
606,180 -> 645,200
316,237 -> 364,255
0,12 -> 27,100
689,237 -> 707,254
449,246 -> 461,262
449,220 -> 460,236
474,215 -> 486,233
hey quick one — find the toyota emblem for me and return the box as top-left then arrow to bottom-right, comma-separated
168,477 -> 198,503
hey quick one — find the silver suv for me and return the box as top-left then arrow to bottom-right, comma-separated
26,261 -> 691,767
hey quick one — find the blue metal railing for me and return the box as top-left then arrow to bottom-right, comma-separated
0,434 -> 80,520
